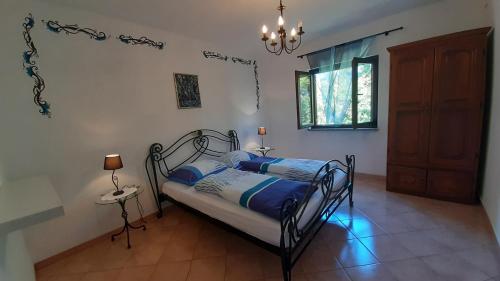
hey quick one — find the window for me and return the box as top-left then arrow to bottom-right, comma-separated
295,71 -> 313,128
295,40 -> 378,130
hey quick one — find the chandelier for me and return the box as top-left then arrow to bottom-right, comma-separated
260,0 -> 304,55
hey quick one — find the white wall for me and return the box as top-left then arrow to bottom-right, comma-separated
258,0 -> 491,176
482,0 -> 500,243
0,0 -> 264,261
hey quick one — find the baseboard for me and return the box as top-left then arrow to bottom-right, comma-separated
355,172 -> 386,182
34,211 -> 160,270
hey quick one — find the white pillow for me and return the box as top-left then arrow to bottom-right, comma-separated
220,150 -> 258,168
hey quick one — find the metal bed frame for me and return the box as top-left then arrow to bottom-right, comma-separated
145,129 -> 355,281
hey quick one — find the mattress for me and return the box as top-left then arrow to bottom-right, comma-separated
162,169 -> 347,246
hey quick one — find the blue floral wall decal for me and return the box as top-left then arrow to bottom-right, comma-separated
202,50 -> 260,110
118,35 -> 165,50
22,13 -> 50,117
43,19 -> 107,41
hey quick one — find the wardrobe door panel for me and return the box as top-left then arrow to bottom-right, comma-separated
428,36 -> 486,171
427,170 -> 476,203
388,48 -> 434,167
388,165 -> 427,194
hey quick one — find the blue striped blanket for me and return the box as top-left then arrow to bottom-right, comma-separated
194,168 -> 309,220
239,157 -> 330,182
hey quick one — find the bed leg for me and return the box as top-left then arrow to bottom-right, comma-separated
156,210 -> 163,218
281,252 -> 292,281
348,184 -> 354,207
156,203 -> 164,218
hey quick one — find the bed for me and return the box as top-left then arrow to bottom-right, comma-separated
145,129 -> 355,281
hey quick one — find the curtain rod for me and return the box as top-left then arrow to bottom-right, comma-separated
297,26 -> 404,59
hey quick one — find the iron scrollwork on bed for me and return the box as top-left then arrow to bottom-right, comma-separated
145,129 -> 354,281
145,129 -> 240,215
279,156 -> 355,281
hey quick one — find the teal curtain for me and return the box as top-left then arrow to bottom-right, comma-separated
307,38 -> 374,125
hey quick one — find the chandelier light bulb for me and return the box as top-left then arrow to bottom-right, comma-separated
262,25 -> 268,34
278,16 -> 284,26
259,0 -> 304,55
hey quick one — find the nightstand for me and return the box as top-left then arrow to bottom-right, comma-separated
96,185 -> 146,249
254,147 -> 275,157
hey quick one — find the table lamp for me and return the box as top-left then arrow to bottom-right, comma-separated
258,127 -> 267,149
104,154 -> 124,196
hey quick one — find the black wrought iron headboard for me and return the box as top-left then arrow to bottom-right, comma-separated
145,129 -> 240,216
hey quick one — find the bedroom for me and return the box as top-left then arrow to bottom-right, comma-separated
1,0 -> 500,280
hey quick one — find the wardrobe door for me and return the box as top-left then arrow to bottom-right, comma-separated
387,48 -> 434,168
428,36 -> 486,171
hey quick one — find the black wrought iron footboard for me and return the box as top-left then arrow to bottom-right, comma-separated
279,155 -> 355,281
144,129 -> 355,281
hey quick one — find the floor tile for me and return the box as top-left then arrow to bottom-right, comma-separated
116,265 -> 155,281
364,214 -> 416,234
225,235 -> 263,257
225,254 -> 264,281
306,269 -> 351,281
149,261 -> 191,281
193,233 -> 227,259
46,274 -> 85,281
329,239 -> 378,268
334,206 -> 369,221
317,220 -> 356,241
187,257 -> 226,281
395,211 -> 443,230
359,235 -> 415,262
158,238 -> 197,262
36,259 -> 70,279
385,258 -> 447,281
345,264 -> 398,281
392,231 -> 453,257
89,243 -> 134,271
81,269 -> 120,281
264,274 -> 309,281
421,253 -> 490,281
341,219 -> 386,238
258,250 -> 302,279
125,244 -> 166,266
455,246 -> 500,277
298,242 -> 342,273
422,228 -> 484,251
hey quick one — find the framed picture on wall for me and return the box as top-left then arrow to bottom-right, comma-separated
173,73 -> 201,109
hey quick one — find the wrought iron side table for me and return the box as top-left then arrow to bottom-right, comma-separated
254,146 -> 275,157
96,185 -> 146,249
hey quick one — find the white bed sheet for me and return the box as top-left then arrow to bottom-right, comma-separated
162,170 -> 347,246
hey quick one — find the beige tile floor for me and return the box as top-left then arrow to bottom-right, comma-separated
37,176 -> 500,281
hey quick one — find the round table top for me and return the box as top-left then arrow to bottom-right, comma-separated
254,147 -> 274,152
95,185 -> 144,205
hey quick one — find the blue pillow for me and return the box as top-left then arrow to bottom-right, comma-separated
220,150 -> 259,168
168,159 -> 227,186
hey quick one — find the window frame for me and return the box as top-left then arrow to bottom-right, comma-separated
295,55 -> 379,130
295,70 -> 314,129
352,55 -> 379,129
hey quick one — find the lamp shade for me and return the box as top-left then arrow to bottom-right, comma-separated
258,127 -> 267,135
104,154 -> 123,170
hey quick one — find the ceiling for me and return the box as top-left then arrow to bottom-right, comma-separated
42,0 -> 441,54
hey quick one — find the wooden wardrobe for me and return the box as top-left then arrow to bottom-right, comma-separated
386,27 -> 491,203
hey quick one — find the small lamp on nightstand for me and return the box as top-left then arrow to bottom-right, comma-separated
104,154 -> 124,196
258,127 -> 267,149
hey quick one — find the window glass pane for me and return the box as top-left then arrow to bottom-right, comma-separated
314,68 -> 352,126
298,75 -> 312,127
357,63 -> 373,124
